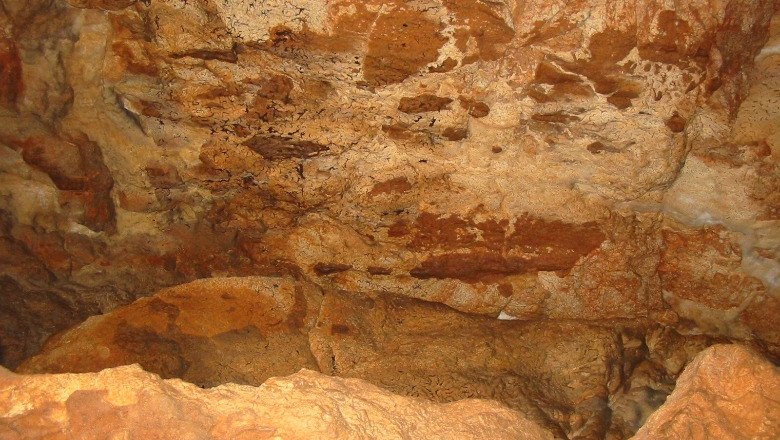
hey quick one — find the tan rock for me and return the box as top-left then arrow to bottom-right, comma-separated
0,5 -> 778,439
0,365 -> 554,440
633,344 -> 780,440
18,277 -> 323,387
20,278 -> 733,439
309,290 -> 624,439
658,224 -> 780,349
0,4 -> 775,440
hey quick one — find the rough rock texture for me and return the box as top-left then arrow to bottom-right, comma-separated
0,1 -> 779,438
0,365 -> 555,440
18,277 -> 323,387
2,344 -> 776,440
633,344 -> 780,440
1,1 -> 778,372
18,277 -> 737,439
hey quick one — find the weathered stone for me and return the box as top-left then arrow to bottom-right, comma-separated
0,365 -> 555,440
309,290 -> 626,439
633,344 -> 780,440
363,7 -> 448,87
398,94 -> 454,113
67,0 -> 136,10
19,278 -> 738,439
243,134 -> 330,161
659,224 -> 779,349
0,0 -> 764,340
0,38 -> 22,108
0,1 -> 777,438
18,277 -> 323,387
459,97 -> 491,118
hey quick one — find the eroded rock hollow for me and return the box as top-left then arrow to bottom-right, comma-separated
1,0 -> 779,439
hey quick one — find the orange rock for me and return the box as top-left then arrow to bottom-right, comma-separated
633,344 -> 780,440
18,277 -> 323,387
659,225 -> 778,349
19,277 -> 734,438
363,8 -> 447,87
0,2 -> 778,423
0,366 -> 555,440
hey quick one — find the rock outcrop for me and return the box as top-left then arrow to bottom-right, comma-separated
0,365 -> 554,440
17,277 -> 323,387
1,1 -> 778,371
2,344 -> 776,440
0,1 -> 779,439
634,344 -> 780,440
18,276 -> 734,439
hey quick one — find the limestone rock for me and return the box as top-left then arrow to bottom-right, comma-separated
309,290 -> 623,439
0,365 -> 554,440
19,277 -> 323,387
0,0 -> 776,367
18,277 -> 741,439
633,344 -> 780,440
0,3 -> 777,439
658,224 -> 779,347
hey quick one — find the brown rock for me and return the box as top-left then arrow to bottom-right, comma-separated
659,225 -> 777,348
369,177 -> 413,196
254,74 -> 294,102
397,94 -> 453,113
459,97 -> 491,118
665,113 -> 687,133
2,0 -> 767,313
12,133 -> 116,233
400,213 -> 605,282
67,0 -> 136,10
441,126 -> 468,141
0,6 -> 778,438
0,38 -> 22,108
16,276 -> 728,439
243,134 -> 329,161
587,141 -> 620,154
364,8 -> 447,87
18,277 -> 323,387
312,262 -> 351,276
30,257 -> 780,440
0,277 -> 82,370
0,365 -> 555,440
633,344 -> 780,440
309,290 -> 626,438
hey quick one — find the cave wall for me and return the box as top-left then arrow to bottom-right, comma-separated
0,0 -> 778,369
2,344 -> 778,440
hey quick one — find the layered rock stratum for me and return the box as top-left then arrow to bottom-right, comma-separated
1,365 -> 555,440
10,276 -> 771,439
2,344 -> 778,440
0,0 -> 779,438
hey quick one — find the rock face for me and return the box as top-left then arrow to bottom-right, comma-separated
0,365 -> 555,440
18,277 -> 323,387
633,344 -> 780,440
18,277 -> 735,439
2,344 -> 776,440
0,0 -> 779,438
0,0 -> 778,371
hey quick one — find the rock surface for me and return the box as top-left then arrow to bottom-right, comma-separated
2,344 -> 776,440
633,344 -> 780,440
18,276 -> 735,439
0,365 -> 554,440
18,277 -> 323,387
0,1 -> 779,439
0,1 -> 778,371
